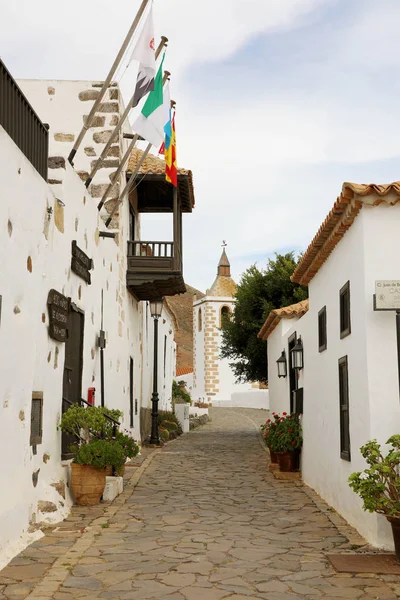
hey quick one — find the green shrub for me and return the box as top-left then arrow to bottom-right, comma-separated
172,381 -> 191,404
59,405 -> 120,440
115,431 -> 140,459
161,420 -> 178,432
159,427 -> 170,442
158,410 -> 182,434
349,436 -> 400,517
73,439 -> 126,474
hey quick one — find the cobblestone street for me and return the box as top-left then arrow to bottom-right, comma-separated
1,408 -> 400,600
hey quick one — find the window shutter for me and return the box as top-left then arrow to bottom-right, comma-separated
338,357 -> 350,461
30,392 -> 43,446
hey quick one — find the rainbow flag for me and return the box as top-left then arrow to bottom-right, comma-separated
165,112 -> 177,187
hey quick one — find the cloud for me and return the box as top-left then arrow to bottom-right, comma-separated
2,0 -> 400,291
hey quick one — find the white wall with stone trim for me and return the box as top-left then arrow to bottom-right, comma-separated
0,108 -> 176,569
267,203 -> 400,550
193,295 -> 267,406
18,79 -> 132,226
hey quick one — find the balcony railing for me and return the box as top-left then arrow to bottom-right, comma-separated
0,59 -> 49,179
126,240 -> 185,300
129,241 -> 174,258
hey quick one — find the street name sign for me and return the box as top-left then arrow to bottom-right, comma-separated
375,280 -> 400,310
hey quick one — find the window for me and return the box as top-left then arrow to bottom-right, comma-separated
220,305 -> 231,327
340,281 -> 351,338
30,392 -> 43,446
318,306 -> 327,352
198,308 -> 202,332
130,358 -> 134,428
338,356 -> 351,461
164,335 -> 167,379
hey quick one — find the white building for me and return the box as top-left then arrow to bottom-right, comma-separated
259,181 -> 400,549
193,248 -> 269,409
0,60 -> 194,567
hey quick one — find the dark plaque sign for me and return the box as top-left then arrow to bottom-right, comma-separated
47,289 -> 69,342
71,241 -> 92,284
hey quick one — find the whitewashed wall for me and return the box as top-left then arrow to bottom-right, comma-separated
267,203 -> 400,549
139,302 -> 176,415
0,125 -> 147,566
192,301 -> 205,400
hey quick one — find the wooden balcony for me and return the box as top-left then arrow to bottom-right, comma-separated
126,241 -> 185,301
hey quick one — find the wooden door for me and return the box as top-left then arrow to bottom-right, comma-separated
288,332 -> 297,414
62,306 -> 84,459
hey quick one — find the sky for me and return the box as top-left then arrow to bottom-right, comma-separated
2,0 -> 400,292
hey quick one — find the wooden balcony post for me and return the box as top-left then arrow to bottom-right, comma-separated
173,186 -> 179,270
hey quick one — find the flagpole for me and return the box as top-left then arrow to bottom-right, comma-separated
105,142 -> 152,227
85,36 -> 168,189
68,0 -> 151,166
99,71 -> 171,218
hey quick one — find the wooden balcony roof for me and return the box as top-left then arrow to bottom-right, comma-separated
127,148 -> 195,213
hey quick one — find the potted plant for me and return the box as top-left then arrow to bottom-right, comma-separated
59,405 -> 125,505
70,439 -> 126,505
270,413 -> 302,472
349,436 -> 400,559
261,413 -> 282,464
106,430 -> 140,476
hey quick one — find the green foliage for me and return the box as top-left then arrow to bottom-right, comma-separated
262,413 -> 302,452
172,381 -> 191,404
115,430 -> 140,459
161,420 -> 178,432
59,405 -> 138,474
159,427 -> 170,442
58,405 -> 120,440
348,436 -> 400,517
220,253 -> 308,383
158,410 -> 182,434
72,439 -> 126,473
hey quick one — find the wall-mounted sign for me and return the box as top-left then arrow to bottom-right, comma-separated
47,289 -> 69,342
375,280 -> 400,311
71,241 -> 92,284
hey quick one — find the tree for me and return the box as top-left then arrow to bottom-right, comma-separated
220,252 -> 308,384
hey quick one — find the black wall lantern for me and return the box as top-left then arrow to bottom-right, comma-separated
291,337 -> 304,370
277,350 -> 287,378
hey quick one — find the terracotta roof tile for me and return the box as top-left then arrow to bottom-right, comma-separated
292,181 -> 400,286
258,299 -> 309,340
209,275 -> 237,298
127,147 -> 195,209
176,366 -> 194,377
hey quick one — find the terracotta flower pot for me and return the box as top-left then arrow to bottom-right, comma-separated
387,517 -> 400,560
277,450 -> 300,472
71,463 -> 106,506
269,449 -> 278,464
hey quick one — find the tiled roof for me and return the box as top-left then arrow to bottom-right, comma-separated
292,182 -> 400,286
127,148 -> 195,209
209,275 -> 237,298
258,299 -> 309,340
176,366 -> 194,377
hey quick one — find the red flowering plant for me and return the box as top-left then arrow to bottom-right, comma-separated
261,412 -> 284,449
269,413 -> 302,452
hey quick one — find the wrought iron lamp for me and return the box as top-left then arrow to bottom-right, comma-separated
277,350 -> 287,378
149,298 -> 164,444
291,337 -> 304,370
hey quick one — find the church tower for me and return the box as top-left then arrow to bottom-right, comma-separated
193,246 -> 248,403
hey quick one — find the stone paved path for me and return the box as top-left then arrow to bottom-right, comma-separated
1,408 -> 400,599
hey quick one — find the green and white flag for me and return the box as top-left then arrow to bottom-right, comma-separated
132,55 -> 165,147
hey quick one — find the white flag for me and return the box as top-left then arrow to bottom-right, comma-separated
129,5 -> 156,107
